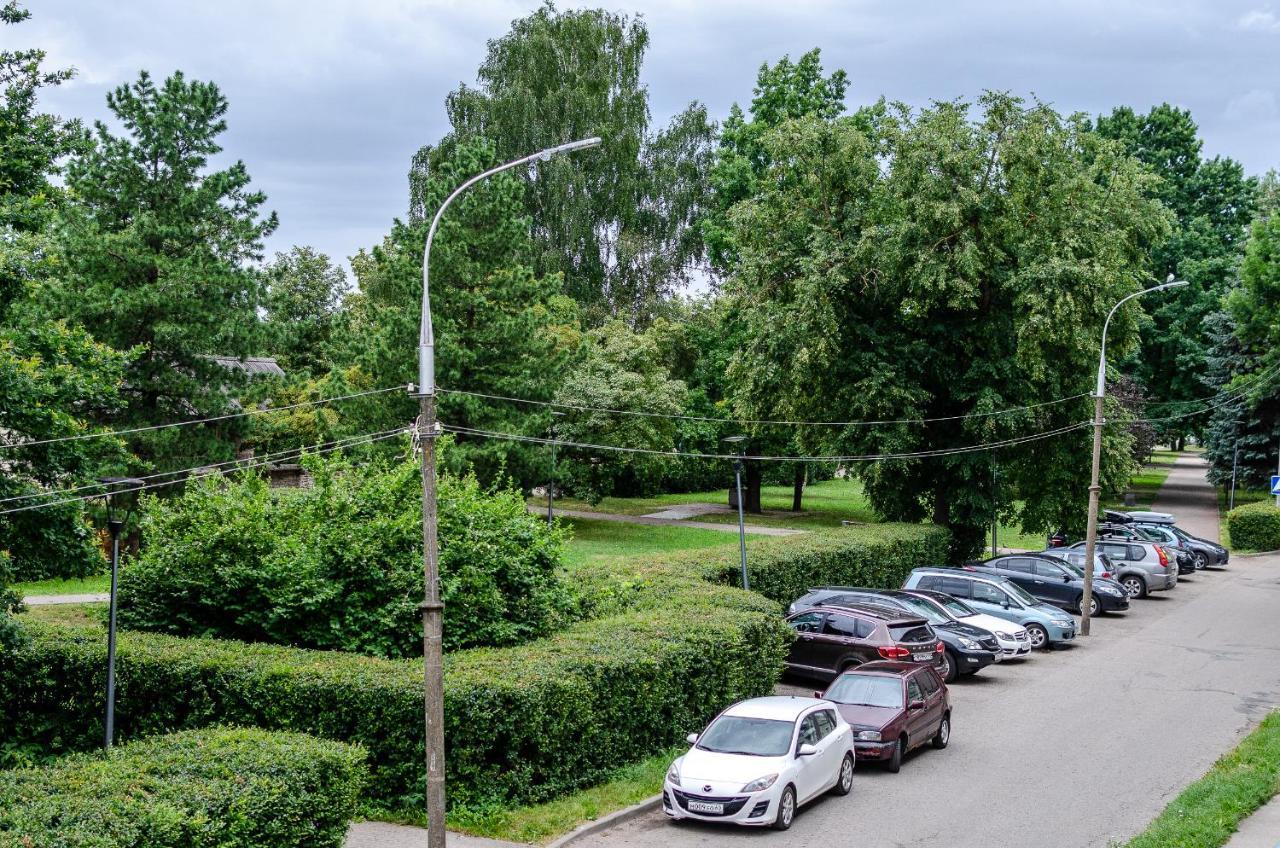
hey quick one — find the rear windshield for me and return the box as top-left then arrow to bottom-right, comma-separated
889,624 -> 934,643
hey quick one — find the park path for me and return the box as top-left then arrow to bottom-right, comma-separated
529,506 -> 806,537
23,592 -> 109,606
1146,451 -> 1222,542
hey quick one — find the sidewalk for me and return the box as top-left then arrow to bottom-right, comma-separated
24,592 -> 108,605
529,506 -> 805,537
1225,795 -> 1280,847
346,822 -> 524,848
1146,452 -> 1221,543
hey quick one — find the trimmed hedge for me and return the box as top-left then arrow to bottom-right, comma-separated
1226,501 -> 1280,552
0,522 -> 945,813
0,727 -> 365,848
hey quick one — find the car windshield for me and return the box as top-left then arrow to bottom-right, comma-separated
932,594 -> 977,618
697,716 -> 794,757
1003,581 -> 1039,606
1135,526 -> 1164,541
1169,526 -> 1192,542
825,674 -> 905,709
895,596 -> 949,625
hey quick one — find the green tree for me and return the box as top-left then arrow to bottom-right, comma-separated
262,246 -> 347,375
335,138 -> 569,486
427,2 -> 715,323
49,70 -> 278,470
725,94 -> 1170,556
1095,105 -> 1258,445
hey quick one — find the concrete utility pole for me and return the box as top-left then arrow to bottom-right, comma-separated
416,137 -> 600,848
1081,276 -> 1187,636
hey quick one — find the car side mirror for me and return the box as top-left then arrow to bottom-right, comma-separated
813,691 -> 825,699
796,743 -> 818,757
1063,574 -> 1071,582
686,733 -> 699,745
908,700 -> 925,712
1001,599 -> 1010,609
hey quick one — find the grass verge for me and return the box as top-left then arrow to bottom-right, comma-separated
562,518 -> 741,571
13,574 -> 110,596
1126,711 -> 1280,848
18,602 -> 105,627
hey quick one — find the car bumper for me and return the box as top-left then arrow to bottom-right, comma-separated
955,648 -> 998,672
994,638 -> 1032,659
663,782 -> 784,826
1097,593 -> 1129,612
1046,621 -> 1076,643
1147,572 -> 1177,592
854,740 -> 897,762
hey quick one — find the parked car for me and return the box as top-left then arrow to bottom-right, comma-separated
815,662 -> 950,773
1066,540 -> 1177,598
902,567 -> 1077,650
783,603 -> 945,681
898,589 -> 1034,659
663,696 -> 855,829
976,554 -> 1129,615
787,587 -> 998,681
1123,524 -> 1197,574
1127,513 -> 1229,568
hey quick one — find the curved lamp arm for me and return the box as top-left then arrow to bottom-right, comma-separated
1095,276 -> 1189,397
417,137 -> 601,395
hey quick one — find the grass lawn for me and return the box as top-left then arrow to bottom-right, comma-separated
1126,710 -> 1280,847
1102,449 -> 1179,511
19,602 -> 105,627
561,518 -> 740,570
444,747 -> 679,844
13,574 -> 110,596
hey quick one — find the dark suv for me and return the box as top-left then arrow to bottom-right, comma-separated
784,603 -> 944,681
788,587 -> 998,682
977,554 -> 1130,615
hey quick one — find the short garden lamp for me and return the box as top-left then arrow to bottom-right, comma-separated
99,476 -> 143,750
722,436 -> 749,591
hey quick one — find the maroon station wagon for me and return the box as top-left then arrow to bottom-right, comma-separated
815,661 -> 951,773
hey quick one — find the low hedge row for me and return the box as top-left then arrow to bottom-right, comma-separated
1226,501 -> 1280,551
1,522 -> 946,813
0,727 -> 365,848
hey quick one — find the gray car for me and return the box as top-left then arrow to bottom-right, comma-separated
1066,539 -> 1177,598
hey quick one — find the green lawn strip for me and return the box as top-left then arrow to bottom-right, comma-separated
19,602 -> 105,627
436,747 -> 679,844
13,574 -> 110,596
561,518 -> 740,570
1102,455 -> 1179,511
1126,711 -> 1280,848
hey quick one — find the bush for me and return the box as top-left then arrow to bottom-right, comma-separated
1,523 -> 944,812
1226,501 -> 1280,551
116,454 -> 576,657
0,727 -> 365,848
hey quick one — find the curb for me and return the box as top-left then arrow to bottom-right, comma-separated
545,795 -> 662,848
1236,549 -> 1280,558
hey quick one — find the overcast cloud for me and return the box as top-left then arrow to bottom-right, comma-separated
18,1 -> 1280,275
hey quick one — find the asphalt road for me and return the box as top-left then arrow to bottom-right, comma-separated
577,460 -> 1280,848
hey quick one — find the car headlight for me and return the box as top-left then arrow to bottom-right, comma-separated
957,637 -> 980,650
855,730 -> 881,741
996,631 -> 1014,640
741,774 -> 778,793
1098,585 -> 1122,596
1052,619 -> 1072,627
666,762 -> 680,785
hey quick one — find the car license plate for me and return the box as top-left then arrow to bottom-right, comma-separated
913,652 -> 932,662
688,801 -> 724,815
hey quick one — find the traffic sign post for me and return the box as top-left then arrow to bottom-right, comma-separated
1271,475 -> 1280,497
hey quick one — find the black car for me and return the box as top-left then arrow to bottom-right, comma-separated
788,588 -> 999,682
974,555 -> 1130,615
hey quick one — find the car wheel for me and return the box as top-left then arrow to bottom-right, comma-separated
1193,552 -> 1208,570
1025,623 -> 1049,650
886,737 -> 903,773
1088,594 -> 1101,616
940,649 -> 957,683
932,713 -> 951,749
772,785 -> 796,830
830,753 -> 854,796
1121,575 -> 1147,598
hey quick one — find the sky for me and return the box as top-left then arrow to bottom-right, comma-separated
17,0 -> 1280,278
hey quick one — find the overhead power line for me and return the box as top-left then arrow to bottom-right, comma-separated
0,385 -> 407,451
0,428 -> 406,517
438,386 -> 1091,427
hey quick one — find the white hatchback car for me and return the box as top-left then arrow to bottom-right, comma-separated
663,696 -> 855,830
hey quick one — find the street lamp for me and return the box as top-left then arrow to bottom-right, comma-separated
723,436 -> 750,591
1080,275 -> 1188,636
547,411 -> 565,526
99,476 -> 143,749
415,136 -> 601,848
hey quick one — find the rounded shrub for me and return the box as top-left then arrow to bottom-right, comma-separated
1226,501 -> 1280,552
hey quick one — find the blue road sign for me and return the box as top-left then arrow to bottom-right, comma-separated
1272,475 -> 1280,496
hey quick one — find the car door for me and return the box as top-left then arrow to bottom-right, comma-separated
822,611 -> 875,671
995,558 -> 1043,599
904,675 -> 929,748
1030,559 -> 1073,608
793,713 -> 828,801
812,709 -> 846,788
914,668 -> 946,737
785,612 -> 829,674
967,579 -> 1014,620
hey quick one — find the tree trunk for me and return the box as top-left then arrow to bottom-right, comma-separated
745,462 -> 763,514
791,464 -> 806,511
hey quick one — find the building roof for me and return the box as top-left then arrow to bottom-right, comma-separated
204,356 -> 285,377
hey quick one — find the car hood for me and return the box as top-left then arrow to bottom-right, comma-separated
678,747 -> 789,784
834,703 -> 900,730
960,612 -> 1026,638
938,621 -> 994,640
1034,603 -> 1072,620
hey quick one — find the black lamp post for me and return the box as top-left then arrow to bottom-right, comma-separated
722,436 -> 749,590
547,411 -> 565,526
99,476 -> 143,750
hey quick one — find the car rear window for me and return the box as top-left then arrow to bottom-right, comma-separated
889,624 -> 933,643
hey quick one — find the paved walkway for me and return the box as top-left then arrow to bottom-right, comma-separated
532,506 -> 805,537
1147,452 -> 1222,543
1225,795 -> 1280,847
24,592 -> 108,606
346,822 -> 521,848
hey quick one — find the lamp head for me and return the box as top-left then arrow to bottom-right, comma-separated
539,137 -> 603,161
99,476 -> 144,529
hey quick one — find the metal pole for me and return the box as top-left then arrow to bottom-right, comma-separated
547,421 -> 556,526
733,457 -> 749,590
417,138 -> 600,848
1230,445 -> 1239,511
104,520 -> 121,749
1274,435 -> 1279,508
991,464 -> 998,556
